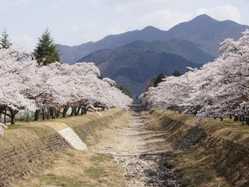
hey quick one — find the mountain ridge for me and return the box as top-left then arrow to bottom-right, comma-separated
57,14 -> 249,63
79,39 -> 213,65
57,14 -> 249,96
166,14 -> 249,55
80,43 -> 198,96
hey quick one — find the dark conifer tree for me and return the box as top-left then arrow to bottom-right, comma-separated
34,30 -> 60,65
172,70 -> 182,77
153,73 -> 165,87
0,30 -> 12,49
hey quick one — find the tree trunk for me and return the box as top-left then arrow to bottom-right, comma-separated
71,106 -> 76,116
42,108 -> 45,120
4,107 -> 7,124
55,109 -> 60,118
35,110 -> 40,121
234,115 -> 239,121
9,108 -> 18,125
49,107 -> 54,119
81,107 -> 87,115
63,106 -> 69,118
10,113 -> 15,125
76,106 -> 81,116
46,107 -> 50,120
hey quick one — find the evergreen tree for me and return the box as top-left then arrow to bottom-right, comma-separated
145,73 -> 166,91
0,30 -> 12,49
34,30 -> 60,65
172,70 -> 182,77
153,73 -> 165,87
116,84 -> 132,97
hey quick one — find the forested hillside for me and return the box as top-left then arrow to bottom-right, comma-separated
81,46 -> 196,96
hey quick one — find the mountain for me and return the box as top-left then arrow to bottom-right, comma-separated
57,26 -> 166,63
78,39 -> 213,95
80,45 -> 197,96
57,14 -> 249,96
57,14 -> 249,63
166,14 -> 249,55
119,39 -> 213,64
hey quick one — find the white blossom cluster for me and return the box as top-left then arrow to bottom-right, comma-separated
141,31 -> 249,117
0,49 -> 132,113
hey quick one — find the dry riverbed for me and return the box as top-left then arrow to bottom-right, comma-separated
94,110 -> 179,187
9,108 -> 181,187
6,108 -> 244,187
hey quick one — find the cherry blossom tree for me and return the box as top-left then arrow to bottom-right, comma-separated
0,48 -> 132,124
141,30 -> 249,118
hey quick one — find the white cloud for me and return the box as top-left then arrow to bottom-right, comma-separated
196,5 -> 241,22
0,0 -> 247,47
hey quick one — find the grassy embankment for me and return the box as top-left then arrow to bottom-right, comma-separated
0,109 -> 130,187
146,110 -> 249,187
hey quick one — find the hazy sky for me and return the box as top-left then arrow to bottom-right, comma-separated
0,0 -> 249,50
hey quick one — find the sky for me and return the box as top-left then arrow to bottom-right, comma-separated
0,0 -> 249,50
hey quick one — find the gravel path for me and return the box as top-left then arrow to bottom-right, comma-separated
96,108 -> 180,187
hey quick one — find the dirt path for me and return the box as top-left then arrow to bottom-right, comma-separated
95,108 -> 180,187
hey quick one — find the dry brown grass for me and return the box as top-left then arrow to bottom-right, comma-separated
147,110 -> 249,187
149,109 -> 249,144
14,150 -> 126,187
0,109 -> 128,187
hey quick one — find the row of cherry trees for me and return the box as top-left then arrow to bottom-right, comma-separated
141,30 -> 249,121
0,49 -> 132,124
